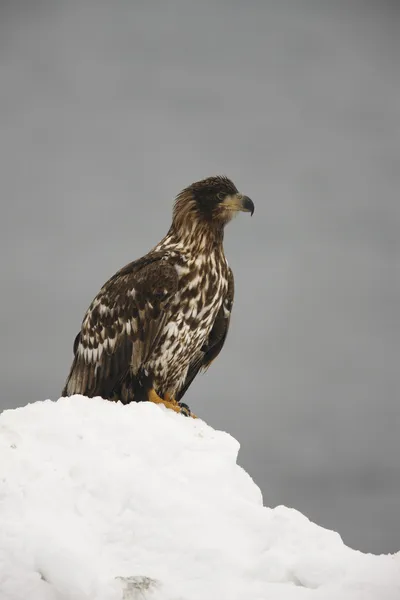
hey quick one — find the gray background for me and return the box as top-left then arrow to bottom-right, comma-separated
1,0 -> 399,554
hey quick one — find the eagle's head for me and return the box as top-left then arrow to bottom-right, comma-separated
173,176 -> 254,234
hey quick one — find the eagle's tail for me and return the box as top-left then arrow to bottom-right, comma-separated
62,354 -> 90,398
61,335 -> 147,404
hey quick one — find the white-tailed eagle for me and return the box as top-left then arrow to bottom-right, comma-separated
62,176 -> 254,417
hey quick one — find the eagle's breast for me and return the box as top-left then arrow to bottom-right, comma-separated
148,245 -> 229,396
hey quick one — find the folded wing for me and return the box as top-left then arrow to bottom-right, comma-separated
62,254 -> 178,402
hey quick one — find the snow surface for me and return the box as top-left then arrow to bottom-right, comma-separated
0,397 -> 399,600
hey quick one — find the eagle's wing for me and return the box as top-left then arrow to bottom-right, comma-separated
62,254 -> 178,402
176,267 -> 235,401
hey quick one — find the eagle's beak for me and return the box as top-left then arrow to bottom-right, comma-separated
222,194 -> 255,216
240,195 -> 255,215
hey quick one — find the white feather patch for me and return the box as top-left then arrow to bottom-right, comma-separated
175,264 -> 190,277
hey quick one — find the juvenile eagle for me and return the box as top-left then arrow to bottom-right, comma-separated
62,176 -> 254,417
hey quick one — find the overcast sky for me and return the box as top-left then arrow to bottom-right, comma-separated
0,0 -> 399,554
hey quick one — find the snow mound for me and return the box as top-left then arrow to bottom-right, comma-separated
0,397 -> 399,600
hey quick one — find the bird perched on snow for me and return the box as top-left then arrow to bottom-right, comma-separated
62,176 -> 254,417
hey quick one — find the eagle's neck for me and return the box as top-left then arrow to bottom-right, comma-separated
164,221 -> 224,255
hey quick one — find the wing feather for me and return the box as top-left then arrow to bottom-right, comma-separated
62,254 -> 178,401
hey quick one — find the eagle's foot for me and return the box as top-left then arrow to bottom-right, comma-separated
147,388 -> 181,414
166,393 -> 197,418
177,402 -> 195,418
164,392 -> 179,407
147,389 -> 197,418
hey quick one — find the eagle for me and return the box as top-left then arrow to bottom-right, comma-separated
62,176 -> 254,417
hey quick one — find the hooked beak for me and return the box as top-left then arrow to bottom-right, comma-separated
240,195 -> 255,215
222,193 -> 255,216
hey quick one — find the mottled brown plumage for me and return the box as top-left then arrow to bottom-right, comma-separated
62,176 -> 254,416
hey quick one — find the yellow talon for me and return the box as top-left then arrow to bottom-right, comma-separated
147,389 -> 197,418
148,388 -> 181,413
164,392 -> 178,406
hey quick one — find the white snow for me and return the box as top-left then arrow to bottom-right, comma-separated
0,397 -> 399,600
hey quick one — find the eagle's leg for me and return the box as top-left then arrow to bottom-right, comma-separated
164,392 -> 196,419
147,389 -> 196,418
163,392 -> 178,406
164,392 -> 196,418
147,388 -> 180,412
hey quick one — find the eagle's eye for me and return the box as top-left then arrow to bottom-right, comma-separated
216,192 -> 226,201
